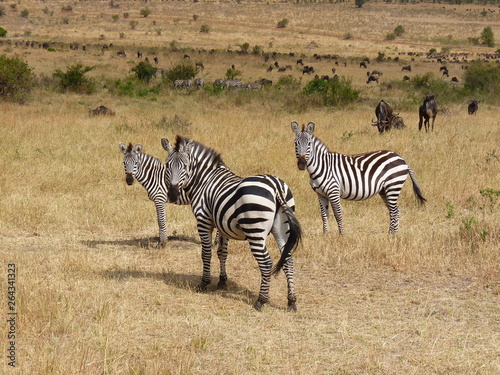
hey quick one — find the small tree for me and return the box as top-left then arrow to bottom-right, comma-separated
225,68 -> 242,80
481,26 -> 495,47
0,55 -> 36,103
200,24 -> 210,33
0,27 -> 7,38
53,63 -> 96,94
277,18 -> 289,29
239,42 -> 250,54
394,25 -> 405,36
130,20 -> 138,29
140,8 -> 152,17
131,61 -> 157,83
162,63 -> 197,83
20,9 -> 29,18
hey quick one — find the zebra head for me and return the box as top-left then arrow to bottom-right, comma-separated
291,121 -> 315,170
119,143 -> 143,185
161,137 -> 192,203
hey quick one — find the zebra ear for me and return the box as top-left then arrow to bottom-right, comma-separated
306,122 -> 315,133
291,121 -> 300,134
134,144 -> 143,153
161,138 -> 174,154
119,143 -> 127,154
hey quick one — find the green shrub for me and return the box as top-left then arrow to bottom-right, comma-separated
140,8 -> 152,17
225,68 -> 242,80
53,63 -> 96,94
277,18 -> 289,29
131,61 -> 157,83
162,63 -> 197,83
394,25 -> 405,36
239,42 -> 250,54
463,62 -> 500,99
0,6 -> 5,17
113,77 -> 158,98
480,26 -> 495,47
20,9 -> 29,18
355,0 -> 366,8
0,27 -> 6,38
0,55 -> 36,103
130,20 -> 138,29
302,77 -> 359,108
200,24 -> 210,33
385,32 -> 396,41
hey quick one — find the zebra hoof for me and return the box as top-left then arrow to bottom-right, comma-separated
195,281 -> 209,293
287,302 -> 297,312
253,300 -> 263,311
217,275 -> 228,290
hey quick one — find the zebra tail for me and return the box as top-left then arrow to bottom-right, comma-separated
409,169 -> 427,206
272,205 -> 302,276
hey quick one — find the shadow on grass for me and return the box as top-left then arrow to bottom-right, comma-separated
82,235 -> 201,249
100,266 -> 258,307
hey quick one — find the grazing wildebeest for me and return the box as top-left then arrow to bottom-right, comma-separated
418,95 -> 438,132
258,78 -> 273,86
402,65 -> 412,72
403,75 -> 411,81
360,61 -> 368,69
302,66 -> 314,75
371,100 -> 394,133
468,100 -> 480,115
137,50 -> 142,59
195,62 -> 205,70
366,75 -> 379,84
90,105 -> 116,116
117,49 -> 126,57
451,77 -> 459,83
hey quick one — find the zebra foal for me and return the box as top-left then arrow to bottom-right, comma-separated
291,122 -> 426,235
162,136 -> 302,311
119,143 -> 189,247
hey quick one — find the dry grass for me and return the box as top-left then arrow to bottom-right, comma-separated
1,1 -> 499,374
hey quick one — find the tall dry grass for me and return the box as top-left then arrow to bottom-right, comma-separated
0,1 -> 499,374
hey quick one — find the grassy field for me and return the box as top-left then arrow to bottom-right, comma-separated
1,1 -> 499,374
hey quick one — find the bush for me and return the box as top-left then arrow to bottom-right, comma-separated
225,68 -> 242,80
131,61 -> 157,83
277,18 -> 289,29
355,0 -> 366,8
200,24 -> 210,33
463,62 -> 500,99
481,26 -> 495,47
53,63 -> 96,94
0,27 -> 6,38
394,25 -> 405,36
113,77 -> 159,98
20,9 -> 29,18
302,77 -> 359,108
385,32 -> 396,41
140,8 -> 152,17
0,55 -> 36,103
162,63 -> 197,83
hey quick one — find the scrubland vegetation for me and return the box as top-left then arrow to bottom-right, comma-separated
0,1 -> 499,374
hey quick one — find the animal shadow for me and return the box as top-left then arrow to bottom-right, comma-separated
82,235 -> 200,249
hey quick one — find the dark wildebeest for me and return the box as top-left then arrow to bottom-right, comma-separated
372,100 -> 394,133
360,61 -> 368,69
90,106 -> 116,116
366,75 -> 379,84
418,95 -> 438,132
468,100 -> 480,115
117,49 -> 126,57
390,115 -> 405,129
402,65 -> 412,72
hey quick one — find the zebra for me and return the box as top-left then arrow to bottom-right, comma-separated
222,80 -> 242,89
291,121 -> 426,235
174,79 -> 193,90
161,136 -> 302,311
194,78 -> 205,89
118,143 -> 190,247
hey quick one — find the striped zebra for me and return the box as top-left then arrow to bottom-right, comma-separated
174,79 -> 193,90
222,80 -> 242,89
291,122 -> 426,235
161,136 -> 302,311
119,143 -> 190,247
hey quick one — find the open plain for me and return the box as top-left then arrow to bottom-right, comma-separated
0,0 -> 499,374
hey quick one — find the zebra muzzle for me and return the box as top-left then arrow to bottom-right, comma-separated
125,173 -> 134,185
297,156 -> 307,170
167,186 -> 180,203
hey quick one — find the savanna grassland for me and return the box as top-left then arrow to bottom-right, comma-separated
0,0 -> 499,374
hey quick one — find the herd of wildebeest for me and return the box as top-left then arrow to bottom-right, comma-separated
3,38 -> 490,131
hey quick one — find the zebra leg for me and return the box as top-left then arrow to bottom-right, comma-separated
154,201 -> 167,248
196,227 -> 213,292
330,194 -> 344,235
380,191 -> 401,234
318,195 -> 329,233
216,235 -> 229,290
251,243 -> 273,311
282,257 -> 297,312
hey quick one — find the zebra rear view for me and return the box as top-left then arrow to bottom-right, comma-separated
291,122 -> 426,235
162,136 -> 302,311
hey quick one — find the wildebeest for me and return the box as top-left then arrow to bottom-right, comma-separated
360,61 -> 368,69
468,100 -> 480,115
371,100 -> 394,133
451,77 -> 459,83
90,105 -> 116,116
402,65 -> 412,72
418,95 -> 438,132
117,49 -> 126,57
366,75 -> 379,84
390,115 -> 405,129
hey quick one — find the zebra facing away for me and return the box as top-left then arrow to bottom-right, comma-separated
291,122 -> 426,235
119,143 -> 189,247
161,136 -> 302,311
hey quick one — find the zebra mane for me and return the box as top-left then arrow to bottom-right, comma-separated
127,143 -> 134,152
175,135 -> 224,168
311,133 -> 331,154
